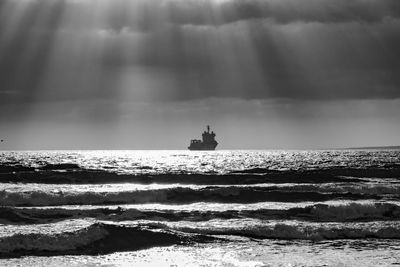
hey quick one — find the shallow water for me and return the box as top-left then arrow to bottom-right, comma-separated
0,150 -> 400,266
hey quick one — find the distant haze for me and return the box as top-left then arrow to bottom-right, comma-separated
0,0 -> 400,149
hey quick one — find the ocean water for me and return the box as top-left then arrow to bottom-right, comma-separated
1,150 -> 400,266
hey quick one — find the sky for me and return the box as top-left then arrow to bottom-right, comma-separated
0,0 -> 400,149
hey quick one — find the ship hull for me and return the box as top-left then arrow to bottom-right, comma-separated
188,148 -> 216,151
188,143 -> 217,151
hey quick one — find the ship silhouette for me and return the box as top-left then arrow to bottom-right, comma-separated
188,126 -> 218,151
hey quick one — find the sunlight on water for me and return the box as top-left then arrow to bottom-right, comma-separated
2,240 -> 400,267
0,150 -> 399,265
1,149 -> 399,174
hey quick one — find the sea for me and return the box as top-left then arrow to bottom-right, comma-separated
1,150 -> 400,266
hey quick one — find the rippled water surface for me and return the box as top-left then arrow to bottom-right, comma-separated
2,149 -> 399,173
1,150 -> 400,266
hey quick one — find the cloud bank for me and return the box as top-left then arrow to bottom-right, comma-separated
0,0 -> 399,105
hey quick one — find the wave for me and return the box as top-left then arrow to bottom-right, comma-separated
0,170 -> 367,185
0,187 -> 382,207
280,203 -> 400,222
0,163 -> 81,174
2,163 -> 400,185
0,165 -> 35,174
170,222 -> 400,241
3,183 -> 399,198
2,219 -> 400,258
2,203 -> 400,224
0,223 -> 212,258
269,184 -> 400,196
231,166 -> 400,178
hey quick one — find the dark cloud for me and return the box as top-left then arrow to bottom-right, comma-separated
99,19 -> 400,101
164,0 -> 400,26
0,0 -> 400,106
2,0 -> 400,34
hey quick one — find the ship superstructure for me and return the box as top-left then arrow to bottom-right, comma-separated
188,126 -> 218,151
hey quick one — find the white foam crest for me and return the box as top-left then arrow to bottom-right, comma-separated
27,199 -> 400,212
160,219 -> 400,240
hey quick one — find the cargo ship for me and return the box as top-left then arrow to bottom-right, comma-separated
188,126 -> 218,151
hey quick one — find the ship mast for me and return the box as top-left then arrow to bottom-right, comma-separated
207,125 -> 210,133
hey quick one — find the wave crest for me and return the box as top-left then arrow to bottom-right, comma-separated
0,187 -> 380,206
2,203 -> 400,225
172,223 -> 400,241
0,223 -> 208,258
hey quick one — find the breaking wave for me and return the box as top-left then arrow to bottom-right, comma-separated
2,203 -> 400,224
170,222 -> 400,241
2,220 -> 400,258
0,223 -> 211,258
0,187 -> 382,207
2,162 -> 400,185
0,170 -> 367,185
272,184 -> 400,195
